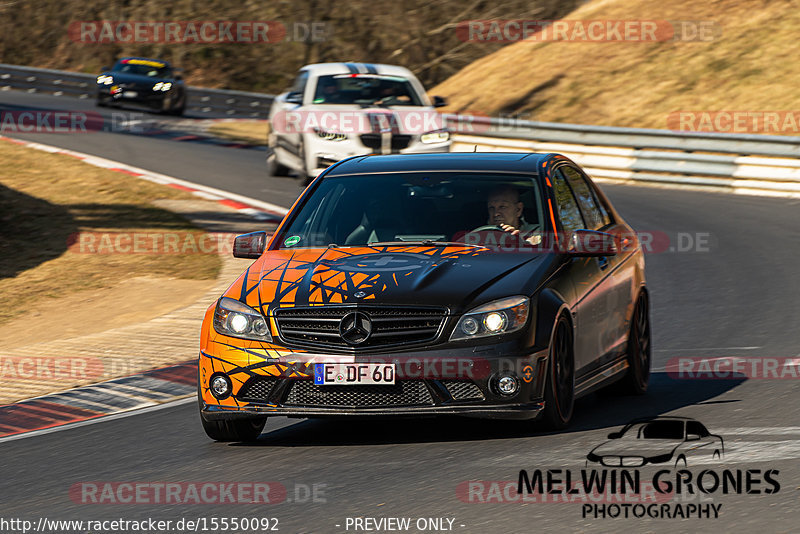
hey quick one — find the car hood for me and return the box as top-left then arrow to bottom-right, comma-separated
102,72 -> 172,86
590,437 -> 683,457
228,245 -> 556,313
299,104 -> 440,134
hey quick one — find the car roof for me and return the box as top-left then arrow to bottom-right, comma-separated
325,152 -> 547,176
300,62 -> 414,78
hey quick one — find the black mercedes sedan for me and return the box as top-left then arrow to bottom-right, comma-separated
197,152 -> 649,441
96,57 -> 186,115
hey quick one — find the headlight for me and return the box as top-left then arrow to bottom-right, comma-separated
96,75 -> 113,85
314,127 -> 347,141
153,82 -> 172,91
450,296 -> 529,341
420,130 -> 450,144
213,297 -> 272,341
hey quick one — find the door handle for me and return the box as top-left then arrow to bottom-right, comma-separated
598,256 -> 609,270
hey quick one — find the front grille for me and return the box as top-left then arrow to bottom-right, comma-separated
285,380 -> 434,408
359,134 -> 412,152
442,380 -> 484,401
274,306 -> 446,350
237,377 -> 279,401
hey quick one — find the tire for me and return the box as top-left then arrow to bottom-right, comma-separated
96,96 -> 107,108
169,92 -> 186,116
615,292 -> 651,395
201,416 -> 267,442
541,314 -> 575,429
266,152 -> 291,177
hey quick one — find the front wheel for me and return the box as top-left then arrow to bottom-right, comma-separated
541,315 -> 575,429
201,416 -> 267,442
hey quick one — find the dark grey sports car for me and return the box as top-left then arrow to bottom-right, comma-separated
96,57 -> 186,115
198,152 -> 650,441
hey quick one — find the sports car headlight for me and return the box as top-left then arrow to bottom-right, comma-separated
213,297 -> 271,341
314,127 -> 347,141
96,75 -> 113,85
420,130 -> 450,144
450,296 -> 529,341
153,82 -> 172,91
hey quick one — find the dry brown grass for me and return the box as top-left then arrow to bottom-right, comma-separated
207,120 -> 269,145
0,140 -> 221,325
433,0 -> 800,129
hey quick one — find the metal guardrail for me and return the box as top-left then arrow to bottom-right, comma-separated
4,62 -> 800,195
446,115 -> 800,196
0,63 -> 273,118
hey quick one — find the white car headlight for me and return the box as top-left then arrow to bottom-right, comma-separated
97,75 -> 113,85
450,296 -> 529,341
213,297 -> 272,341
420,130 -> 450,144
153,82 -> 172,91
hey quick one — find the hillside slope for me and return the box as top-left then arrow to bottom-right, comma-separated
433,0 -> 799,130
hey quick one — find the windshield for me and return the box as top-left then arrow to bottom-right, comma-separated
273,172 -> 545,250
637,420 -> 685,440
312,74 -> 424,106
112,60 -> 173,78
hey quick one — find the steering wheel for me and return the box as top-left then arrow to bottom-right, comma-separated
470,225 -> 506,232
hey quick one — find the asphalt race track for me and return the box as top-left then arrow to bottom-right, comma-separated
2,90 -> 800,533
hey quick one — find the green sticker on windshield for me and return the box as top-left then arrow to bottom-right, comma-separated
284,235 -> 301,247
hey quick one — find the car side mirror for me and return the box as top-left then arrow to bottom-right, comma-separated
432,95 -> 448,108
607,431 -> 622,439
285,92 -> 303,104
233,231 -> 267,259
174,73 -> 183,81
567,229 -> 618,257
686,433 -> 701,441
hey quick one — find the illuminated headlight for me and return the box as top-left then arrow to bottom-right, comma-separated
420,130 -> 450,144
450,296 -> 529,341
213,297 -> 272,341
96,75 -> 113,85
314,127 -> 347,141
153,82 -> 172,91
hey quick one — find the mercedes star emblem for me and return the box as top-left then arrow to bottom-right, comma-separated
339,311 -> 372,345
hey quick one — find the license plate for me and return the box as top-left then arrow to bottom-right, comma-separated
122,91 -> 138,98
314,363 -> 395,385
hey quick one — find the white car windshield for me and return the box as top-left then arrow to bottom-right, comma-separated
312,75 -> 424,106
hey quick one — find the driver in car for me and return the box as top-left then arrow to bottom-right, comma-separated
484,186 -> 542,245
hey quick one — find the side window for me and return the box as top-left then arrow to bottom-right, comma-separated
552,171 -> 585,235
560,166 -> 611,230
289,71 -> 309,96
686,421 -> 710,437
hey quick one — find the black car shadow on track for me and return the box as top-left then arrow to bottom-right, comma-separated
230,372 -> 745,447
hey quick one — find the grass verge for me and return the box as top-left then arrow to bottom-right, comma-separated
0,139 -> 221,326
207,120 -> 269,145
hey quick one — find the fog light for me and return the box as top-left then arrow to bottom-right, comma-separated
484,312 -> 507,333
461,317 -> 479,335
210,374 -> 231,399
497,374 -> 519,396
